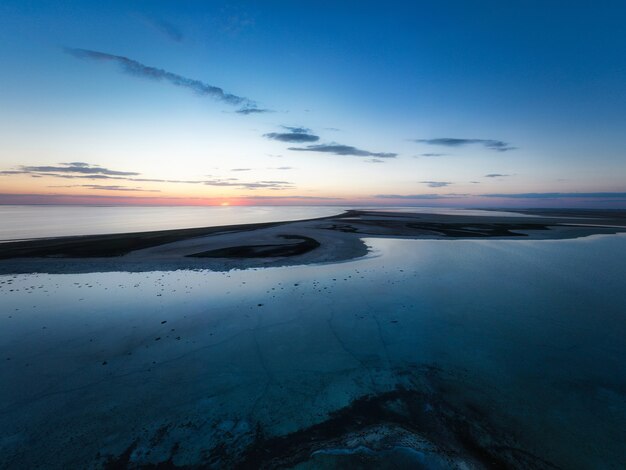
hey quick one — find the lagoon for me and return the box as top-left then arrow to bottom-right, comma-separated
1,234 -> 625,468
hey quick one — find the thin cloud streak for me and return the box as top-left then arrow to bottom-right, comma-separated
420,181 -> 452,188
236,107 -> 273,115
375,194 -> 466,199
65,48 -> 261,112
264,126 -> 319,143
19,162 -> 139,176
264,132 -> 319,143
415,138 -> 515,152
243,195 -> 342,200
1,162 -> 294,191
482,192 -> 626,199
49,184 -> 160,192
143,17 -> 184,42
288,144 -> 397,158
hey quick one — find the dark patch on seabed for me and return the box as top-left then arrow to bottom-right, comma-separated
100,367 -> 559,470
188,235 -> 320,259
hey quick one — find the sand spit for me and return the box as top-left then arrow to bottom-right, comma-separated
0,209 -> 625,274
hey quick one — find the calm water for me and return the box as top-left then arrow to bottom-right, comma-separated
1,234 -> 625,468
0,205 -> 533,241
0,205 -> 346,241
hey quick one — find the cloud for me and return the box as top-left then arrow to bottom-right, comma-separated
65,48 -> 259,113
18,162 -> 139,176
204,179 -> 293,190
264,126 -> 320,143
243,195 -> 342,200
1,162 -> 294,190
49,184 -> 160,192
419,153 -> 447,157
366,158 -> 385,163
375,194 -> 466,199
230,168 -> 251,172
484,173 -> 510,178
288,143 -> 397,158
143,17 -> 183,42
420,181 -> 452,188
267,166 -> 294,170
236,107 -> 273,115
481,192 -> 626,199
282,126 -> 310,133
415,138 -> 515,152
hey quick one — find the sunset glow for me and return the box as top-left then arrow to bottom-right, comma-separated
0,2 -> 624,208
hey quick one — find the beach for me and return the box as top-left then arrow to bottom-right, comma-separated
1,209 -> 625,274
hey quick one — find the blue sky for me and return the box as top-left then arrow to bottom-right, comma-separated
0,0 -> 625,207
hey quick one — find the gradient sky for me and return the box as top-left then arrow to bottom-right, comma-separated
1,0 -> 625,207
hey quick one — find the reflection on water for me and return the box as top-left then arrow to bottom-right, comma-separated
0,205 -> 345,241
1,235 -> 625,468
0,205 -> 535,241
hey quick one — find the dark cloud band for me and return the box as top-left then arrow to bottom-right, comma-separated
415,138 -> 515,152
420,181 -> 452,188
482,192 -> 626,199
289,144 -> 397,158
65,48 -> 261,113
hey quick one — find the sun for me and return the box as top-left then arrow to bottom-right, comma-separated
220,202 -> 230,206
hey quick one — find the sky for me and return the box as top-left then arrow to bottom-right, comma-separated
0,0 -> 625,208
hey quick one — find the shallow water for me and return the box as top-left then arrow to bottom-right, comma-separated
0,205 -> 346,241
0,205 -> 533,241
1,235 -> 625,468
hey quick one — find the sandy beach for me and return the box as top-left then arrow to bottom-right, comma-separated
1,209 -> 625,274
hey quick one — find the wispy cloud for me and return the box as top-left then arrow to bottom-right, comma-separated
230,168 -> 251,172
375,194 -> 466,199
142,17 -> 184,42
481,192 -> 626,199
236,107 -> 273,115
420,181 -> 452,188
484,173 -> 510,178
419,153 -> 447,157
264,126 -> 320,143
415,138 -> 515,152
65,48 -> 262,113
204,179 -> 293,190
267,166 -> 294,170
288,143 -> 397,158
15,162 -> 139,176
243,195 -> 342,200
49,184 -> 160,192
1,162 -> 294,191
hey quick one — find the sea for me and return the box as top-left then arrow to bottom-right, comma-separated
0,205 -> 533,241
0,205 -> 625,468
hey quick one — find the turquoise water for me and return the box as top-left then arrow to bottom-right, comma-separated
1,235 -> 625,468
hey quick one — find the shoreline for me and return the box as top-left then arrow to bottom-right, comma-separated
1,209 -> 625,274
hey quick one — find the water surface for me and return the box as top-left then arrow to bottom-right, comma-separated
1,235 -> 625,468
0,205 -> 534,241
